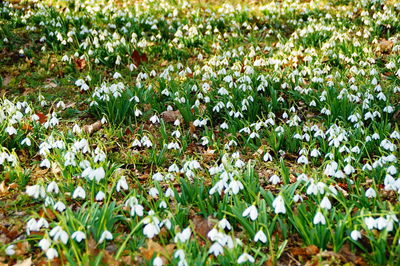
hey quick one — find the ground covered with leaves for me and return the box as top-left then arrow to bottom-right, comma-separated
0,0 -> 400,265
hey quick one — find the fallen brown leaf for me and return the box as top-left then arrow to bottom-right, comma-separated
131,50 -> 148,67
14,257 -> 32,266
160,110 -> 182,123
139,239 -> 175,261
193,215 -> 214,239
75,58 -> 86,70
291,245 -> 319,257
379,39 -> 393,53
83,121 -> 102,135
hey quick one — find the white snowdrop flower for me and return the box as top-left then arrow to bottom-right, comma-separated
21,137 -> 31,146
242,205 -> 258,221
99,230 -> 113,243
39,238 -> 51,251
269,174 -> 280,185
218,218 -> 232,230
160,219 -> 172,230
293,194 -> 303,202
387,165 -> 397,175
208,242 -> 224,257
71,231 -> 86,242
149,187 -> 159,198
113,72 -> 122,79
54,201 -> 66,212
364,217 -> 376,230
227,179 -> 244,194
5,245 -> 15,256
37,218 -> 49,229
159,200 -> 167,209
6,126 -> 17,135
174,249 -> 185,260
235,159 -> 245,168
174,227 -> 191,243
297,174 -> 309,182
153,256 -> 163,266
134,108 -> 142,117
237,253 -> 255,264
131,204 -> 144,217
94,167 -> 105,182
72,186 -> 86,199
101,116 -> 107,124
116,176 -> 128,192
50,226 -> 68,244
344,164 -> 355,175
72,124 -> 82,134
313,211 -> 326,225
150,115 -> 160,124
220,122 -> 229,130
320,196 -> 332,210
254,229 -> 267,243
143,223 -> 160,239
306,182 -> 318,195
263,152 -> 272,162
95,191 -> 105,201
168,163 -> 180,173
365,188 -> 376,198
26,185 -> 46,199
376,217 -> 387,231
165,187 -> 174,198
47,181 -> 59,194
272,195 -> 286,214
40,158 -> 51,168
350,230 -> 362,241
152,172 -> 164,182
46,248 -> 58,260
26,218 -> 39,234
62,55 -> 69,62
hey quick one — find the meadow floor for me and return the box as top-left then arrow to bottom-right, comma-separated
0,0 -> 400,265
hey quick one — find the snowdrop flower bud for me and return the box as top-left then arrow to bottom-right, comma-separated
350,230 -> 361,241
313,211 -> 326,225
254,229 -> 267,243
242,205 -> 258,221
